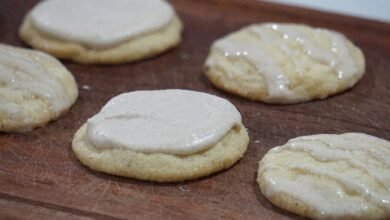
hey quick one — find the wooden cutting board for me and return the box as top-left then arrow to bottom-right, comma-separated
1,0 -> 389,219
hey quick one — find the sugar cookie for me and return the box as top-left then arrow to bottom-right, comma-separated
204,23 -> 365,104
72,90 -> 249,182
19,0 -> 182,64
257,133 -> 390,219
0,44 -> 78,132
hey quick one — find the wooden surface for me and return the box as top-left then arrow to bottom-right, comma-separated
1,0 -> 389,219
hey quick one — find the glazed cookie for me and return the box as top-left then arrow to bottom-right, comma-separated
72,90 -> 249,182
257,133 -> 390,219
19,0 -> 182,64
0,44 -> 78,132
204,23 -> 365,104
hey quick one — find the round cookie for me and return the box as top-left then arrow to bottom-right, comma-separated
204,23 -> 365,104
0,44 -> 78,132
19,0 -> 182,64
257,133 -> 390,219
72,90 -> 249,182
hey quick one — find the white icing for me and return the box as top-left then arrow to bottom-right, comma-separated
209,23 -> 360,100
30,0 -> 174,48
211,37 -> 296,101
260,133 -> 390,219
87,90 -> 242,155
0,44 -> 72,119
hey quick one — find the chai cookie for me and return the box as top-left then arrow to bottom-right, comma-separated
19,0 -> 182,64
72,90 -> 249,182
204,23 -> 365,104
257,133 -> 390,219
0,44 -> 78,132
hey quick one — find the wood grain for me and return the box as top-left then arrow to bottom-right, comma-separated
0,0 -> 389,219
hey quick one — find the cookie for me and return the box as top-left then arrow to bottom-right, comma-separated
72,90 -> 249,182
257,133 -> 390,219
204,23 -> 365,104
0,44 -> 78,132
19,0 -> 182,64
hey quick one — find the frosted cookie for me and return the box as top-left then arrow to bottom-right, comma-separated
0,44 -> 78,132
257,133 -> 390,219
204,23 -> 365,104
72,90 -> 249,182
19,0 -> 182,64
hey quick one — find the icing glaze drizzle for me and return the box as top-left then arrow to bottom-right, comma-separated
209,23 -> 360,100
0,44 -> 72,119
260,133 -> 390,219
